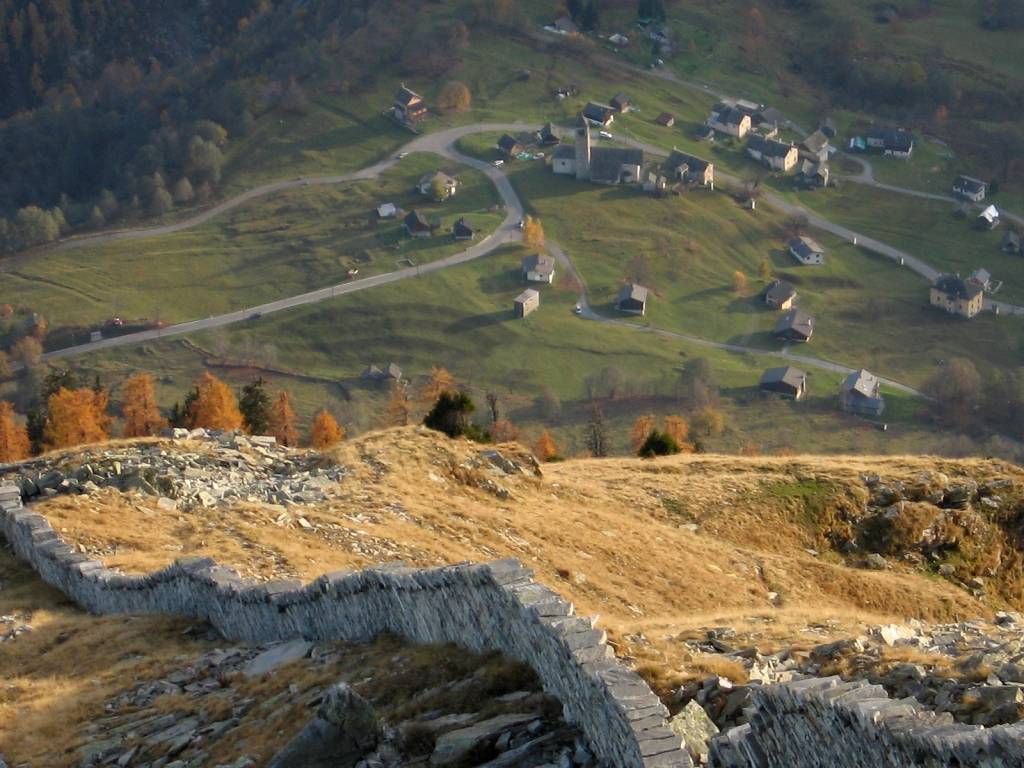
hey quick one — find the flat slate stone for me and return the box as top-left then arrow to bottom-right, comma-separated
242,640 -> 312,678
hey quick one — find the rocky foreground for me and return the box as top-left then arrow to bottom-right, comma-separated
0,429 -> 348,512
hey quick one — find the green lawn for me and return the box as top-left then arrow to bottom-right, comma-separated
61,243 -> 964,458
499,160 -> 1024,387
790,182 -> 1023,300
0,154 -> 502,329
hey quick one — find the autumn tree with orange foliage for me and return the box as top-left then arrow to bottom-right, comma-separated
188,372 -> 243,431
491,418 -> 519,443
663,415 -> 690,447
522,216 -> 545,249
534,430 -> 559,461
121,373 -> 166,437
310,410 -> 345,449
387,380 -> 414,427
268,391 -> 299,447
11,336 -> 42,368
421,366 -> 455,404
0,401 -> 30,461
44,387 -> 110,449
437,81 -> 472,112
629,414 -> 656,452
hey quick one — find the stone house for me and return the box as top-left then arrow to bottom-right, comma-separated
404,210 -> 431,237
953,175 -> 987,202
839,369 -> 885,416
498,134 -> 524,157
394,85 -> 428,125
764,280 -> 797,310
774,309 -> 815,343
452,218 -> 475,240
663,150 -> 714,186
788,236 -> 825,266
747,135 -> 798,172
616,283 -> 648,315
582,102 -> 616,126
930,274 -> 983,318
707,104 -> 751,138
522,253 -> 556,284
514,289 -> 540,318
759,366 -> 807,400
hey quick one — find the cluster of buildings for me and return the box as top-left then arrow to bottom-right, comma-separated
759,366 -> 886,416
550,115 -> 715,192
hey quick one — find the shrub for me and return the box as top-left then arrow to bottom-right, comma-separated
638,430 -> 681,458
423,391 -> 489,442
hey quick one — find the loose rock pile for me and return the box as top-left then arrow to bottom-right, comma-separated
667,612 -> 1024,758
0,429 -> 348,512
73,636 -> 599,768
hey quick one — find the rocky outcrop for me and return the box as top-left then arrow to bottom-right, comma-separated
0,484 -> 690,768
0,429 -> 347,510
709,676 -> 1024,767
268,684 -> 381,767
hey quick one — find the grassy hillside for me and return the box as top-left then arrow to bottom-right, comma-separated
0,154 -> 501,327
26,428 -> 1022,685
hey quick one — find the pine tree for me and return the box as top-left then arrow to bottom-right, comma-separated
43,387 -> 109,449
268,391 -> 299,446
188,372 -> 243,431
0,401 -> 30,461
630,414 -> 656,452
387,380 -> 413,426
239,377 -> 270,434
421,366 -> 455,404
310,410 -> 345,449
535,430 -> 559,461
121,373 -> 165,437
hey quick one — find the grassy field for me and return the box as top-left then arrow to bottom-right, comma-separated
0,154 -> 502,329
791,182 -> 1023,300
57,240 -> 981,460
497,160 -> 1024,387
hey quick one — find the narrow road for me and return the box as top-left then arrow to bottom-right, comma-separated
43,125 -> 530,361
15,122 -> 530,263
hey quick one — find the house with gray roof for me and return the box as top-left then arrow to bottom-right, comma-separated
1002,230 -> 1021,255
747,135 -> 799,172
788,236 -> 825,265
616,283 -> 648,315
774,309 -> 815,343
582,102 -> 616,126
839,369 -> 885,416
930,274 -> 984,318
800,129 -> 830,164
764,280 -> 797,310
663,150 -> 714,186
522,253 -> 556,283
404,210 -> 431,237
708,103 -> 751,138
953,175 -> 987,202
759,366 -> 807,400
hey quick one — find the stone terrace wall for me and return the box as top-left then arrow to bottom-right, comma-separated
709,676 -> 1024,767
0,485 -> 690,768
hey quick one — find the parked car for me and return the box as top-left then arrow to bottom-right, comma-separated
493,159 -> 504,166
598,130 -> 613,139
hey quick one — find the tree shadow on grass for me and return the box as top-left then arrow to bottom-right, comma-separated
444,310 -> 511,334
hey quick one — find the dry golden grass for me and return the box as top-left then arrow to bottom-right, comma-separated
25,427 -> 1011,687
0,549 -> 218,766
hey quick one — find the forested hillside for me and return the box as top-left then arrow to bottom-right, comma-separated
0,0 -> 480,249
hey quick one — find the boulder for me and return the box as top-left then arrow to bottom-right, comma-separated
669,701 -> 719,763
430,713 -> 536,766
242,640 -> 312,678
268,684 -> 380,768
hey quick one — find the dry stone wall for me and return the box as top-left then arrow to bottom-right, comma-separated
0,484 -> 690,768
709,675 -> 1024,767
